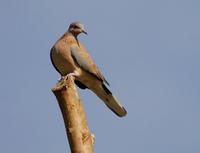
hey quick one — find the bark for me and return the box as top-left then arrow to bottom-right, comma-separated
52,76 -> 95,153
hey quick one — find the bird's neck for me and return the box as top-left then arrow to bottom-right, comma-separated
67,32 -> 80,46
75,37 -> 80,46
68,31 -> 78,38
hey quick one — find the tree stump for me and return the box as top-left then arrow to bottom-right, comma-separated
52,76 -> 95,153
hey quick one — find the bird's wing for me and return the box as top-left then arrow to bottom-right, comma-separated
70,46 -> 109,85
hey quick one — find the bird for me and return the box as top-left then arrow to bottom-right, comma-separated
50,21 -> 127,117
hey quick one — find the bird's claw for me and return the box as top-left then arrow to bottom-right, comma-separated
60,73 -> 77,81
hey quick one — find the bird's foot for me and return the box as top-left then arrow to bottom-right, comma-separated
61,72 -> 77,81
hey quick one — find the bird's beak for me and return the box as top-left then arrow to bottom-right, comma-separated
82,29 -> 88,35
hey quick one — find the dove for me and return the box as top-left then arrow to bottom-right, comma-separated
50,22 -> 127,117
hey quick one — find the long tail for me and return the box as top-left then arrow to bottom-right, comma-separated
91,83 -> 127,117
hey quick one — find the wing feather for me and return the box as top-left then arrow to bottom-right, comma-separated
70,46 -> 109,85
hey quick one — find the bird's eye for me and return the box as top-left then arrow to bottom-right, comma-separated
73,25 -> 78,29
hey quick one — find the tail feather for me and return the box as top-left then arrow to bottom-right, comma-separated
105,93 -> 127,117
93,83 -> 127,117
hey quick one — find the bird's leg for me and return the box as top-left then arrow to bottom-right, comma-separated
61,72 -> 78,81
62,73 -> 76,81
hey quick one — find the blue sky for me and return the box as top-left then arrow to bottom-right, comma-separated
0,0 -> 200,153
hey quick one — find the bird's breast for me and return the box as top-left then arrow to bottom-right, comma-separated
51,41 -> 77,76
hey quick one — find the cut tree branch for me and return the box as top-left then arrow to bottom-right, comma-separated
52,76 -> 95,153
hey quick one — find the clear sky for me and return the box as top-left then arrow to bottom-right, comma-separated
0,0 -> 200,153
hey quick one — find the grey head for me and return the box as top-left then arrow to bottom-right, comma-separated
68,21 -> 87,37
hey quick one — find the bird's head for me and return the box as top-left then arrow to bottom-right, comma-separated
68,22 -> 87,37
